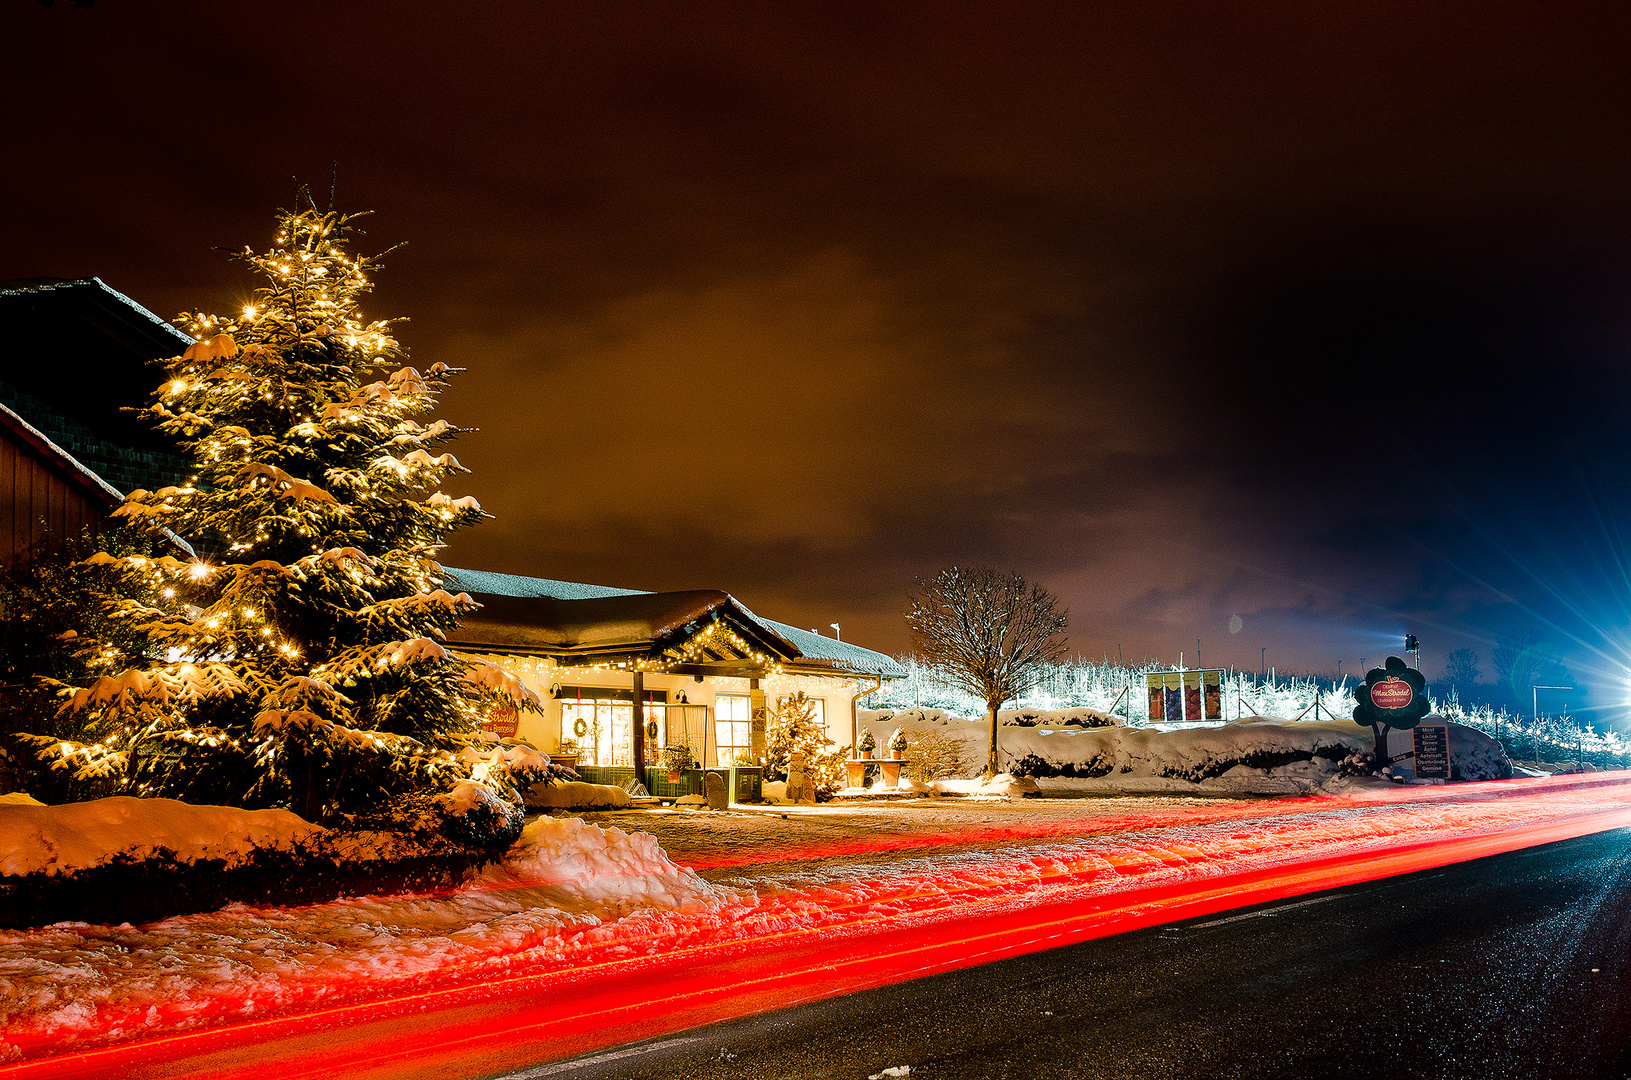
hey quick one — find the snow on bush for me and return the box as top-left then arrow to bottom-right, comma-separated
432,779 -> 526,851
0,797 -> 323,877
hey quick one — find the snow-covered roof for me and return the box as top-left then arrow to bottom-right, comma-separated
443,566 -> 904,679
439,566 -> 644,602
0,277 -> 194,350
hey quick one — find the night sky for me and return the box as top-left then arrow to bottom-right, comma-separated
8,3 -> 1631,710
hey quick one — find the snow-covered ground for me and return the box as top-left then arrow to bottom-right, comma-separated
3,776 -> 1628,1061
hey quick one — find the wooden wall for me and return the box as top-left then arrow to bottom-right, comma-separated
0,424 -> 111,569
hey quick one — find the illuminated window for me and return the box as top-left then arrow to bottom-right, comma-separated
559,687 -> 665,768
715,694 -> 755,765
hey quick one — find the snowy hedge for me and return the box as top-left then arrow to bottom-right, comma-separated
861,709 -> 1512,794
0,796 -> 502,928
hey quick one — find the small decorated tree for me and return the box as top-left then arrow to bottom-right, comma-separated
766,691 -> 845,796
888,726 -> 908,758
24,202 -> 548,832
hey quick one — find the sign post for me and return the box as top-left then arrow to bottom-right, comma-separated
1353,655 -> 1431,772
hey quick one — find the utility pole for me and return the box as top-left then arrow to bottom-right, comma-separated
1261,647 -> 1266,680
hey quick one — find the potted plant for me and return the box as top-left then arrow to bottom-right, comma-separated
662,743 -> 695,783
888,727 -> 908,760
857,729 -> 876,759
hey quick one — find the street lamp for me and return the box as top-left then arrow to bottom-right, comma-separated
1404,634 -> 1421,669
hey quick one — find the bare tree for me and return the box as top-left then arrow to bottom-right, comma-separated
906,567 -> 1069,777
1493,629 -> 1544,698
1444,647 -> 1480,698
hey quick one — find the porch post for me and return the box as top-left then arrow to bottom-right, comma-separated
631,668 -> 646,782
750,676 -> 767,768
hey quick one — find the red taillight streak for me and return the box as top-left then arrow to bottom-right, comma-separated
49,804 -> 1630,1080
5,775 -> 1630,1080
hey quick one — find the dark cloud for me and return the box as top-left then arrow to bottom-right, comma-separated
7,1 -> 1631,699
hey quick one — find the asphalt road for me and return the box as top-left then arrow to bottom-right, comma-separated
511,827 -> 1631,1080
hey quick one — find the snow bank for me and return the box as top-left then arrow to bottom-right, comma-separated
862,705 -> 1117,734
862,710 -> 1511,794
0,797 -> 322,877
0,815 -> 735,1057
525,781 -> 634,810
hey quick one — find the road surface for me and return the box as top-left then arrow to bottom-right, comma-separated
523,827 -> 1631,1079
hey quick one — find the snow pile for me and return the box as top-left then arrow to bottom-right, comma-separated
525,781 -> 634,810
0,815 -> 735,1057
486,816 -> 724,915
0,797 -> 323,877
935,773 -> 1041,798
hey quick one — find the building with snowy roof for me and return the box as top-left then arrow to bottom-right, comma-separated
442,566 -> 904,797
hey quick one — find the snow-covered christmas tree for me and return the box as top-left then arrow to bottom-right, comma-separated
25,202 -> 544,828
765,691 -> 845,797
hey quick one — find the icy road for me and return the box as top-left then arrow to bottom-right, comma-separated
4,772 -> 1631,1079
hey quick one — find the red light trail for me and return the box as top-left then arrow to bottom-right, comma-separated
6,773 -> 1631,1080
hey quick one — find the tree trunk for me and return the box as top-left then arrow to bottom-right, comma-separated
986,700 -> 1001,778
285,734 -> 324,823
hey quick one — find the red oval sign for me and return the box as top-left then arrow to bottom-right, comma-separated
484,703 -> 519,739
1370,677 -> 1414,710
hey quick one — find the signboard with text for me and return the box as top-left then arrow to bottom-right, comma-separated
483,702 -> 519,739
1412,724 -> 1450,779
